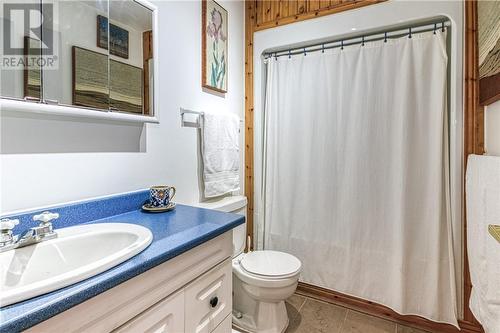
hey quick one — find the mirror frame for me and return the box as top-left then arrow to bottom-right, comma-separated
0,0 -> 159,124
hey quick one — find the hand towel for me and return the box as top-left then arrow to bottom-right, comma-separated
201,111 -> 240,198
466,154 -> 500,333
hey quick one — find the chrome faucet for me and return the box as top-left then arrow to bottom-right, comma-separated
0,211 -> 59,253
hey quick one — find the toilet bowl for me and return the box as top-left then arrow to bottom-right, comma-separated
195,196 -> 302,333
232,250 -> 301,333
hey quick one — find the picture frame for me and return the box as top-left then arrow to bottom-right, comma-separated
72,46 -> 109,110
72,46 -> 143,113
202,0 -> 228,93
97,15 -> 129,59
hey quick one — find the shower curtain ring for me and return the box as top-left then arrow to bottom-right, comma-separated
362,36 -> 365,46
384,32 -> 387,43
434,23 -> 437,34
288,50 -> 291,59
322,44 -> 325,53
303,48 -> 307,56
341,40 -> 344,50
274,52 -> 278,60
408,27 -> 412,39
441,22 -> 445,32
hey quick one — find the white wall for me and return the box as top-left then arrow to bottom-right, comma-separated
485,100 -> 500,156
0,0 -> 245,213
252,0 -> 464,317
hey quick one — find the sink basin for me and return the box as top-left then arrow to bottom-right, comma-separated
0,223 -> 152,307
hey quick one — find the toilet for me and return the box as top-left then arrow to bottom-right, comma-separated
196,196 -> 302,333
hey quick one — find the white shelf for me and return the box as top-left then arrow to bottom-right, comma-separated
0,99 -> 159,124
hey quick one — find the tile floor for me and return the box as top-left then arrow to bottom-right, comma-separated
233,293 -> 430,333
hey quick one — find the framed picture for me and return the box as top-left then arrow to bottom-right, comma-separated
72,46 -> 109,109
72,46 -> 143,113
202,0 -> 228,93
97,15 -> 129,59
110,59 -> 143,114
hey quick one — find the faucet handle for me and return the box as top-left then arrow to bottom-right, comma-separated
0,218 -> 19,246
0,218 -> 19,231
33,211 -> 59,225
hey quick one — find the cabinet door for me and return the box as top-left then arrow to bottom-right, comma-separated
185,258 -> 232,333
113,290 -> 184,333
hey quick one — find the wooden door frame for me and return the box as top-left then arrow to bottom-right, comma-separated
245,0 -> 484,331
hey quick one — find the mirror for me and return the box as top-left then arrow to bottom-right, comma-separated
0,0 -> 155,117
109,0 -> 153,115
0,5 -> 43,100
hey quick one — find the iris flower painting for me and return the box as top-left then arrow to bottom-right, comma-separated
202,0 -> 228,93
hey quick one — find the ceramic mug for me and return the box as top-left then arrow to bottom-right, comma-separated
150,186 -> 176,207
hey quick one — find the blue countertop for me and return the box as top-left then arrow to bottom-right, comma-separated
0,200 -> 244,332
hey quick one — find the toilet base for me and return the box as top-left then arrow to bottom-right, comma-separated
232,300 -> 289,333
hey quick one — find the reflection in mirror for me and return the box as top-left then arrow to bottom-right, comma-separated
72,47 -> 109,109
44,0 -> 110,107
0,7 -> 42,100
109,0 -> 154,115
24,38 -> 42,100
1,0 -> 155,117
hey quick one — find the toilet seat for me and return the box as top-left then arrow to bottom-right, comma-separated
240,250 -> 301,279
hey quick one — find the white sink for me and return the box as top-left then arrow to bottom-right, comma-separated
0,223 -> 152,307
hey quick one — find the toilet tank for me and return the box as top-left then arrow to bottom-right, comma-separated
194,196 -> 248,257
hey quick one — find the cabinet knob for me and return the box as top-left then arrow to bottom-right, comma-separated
209,296 -> 218,308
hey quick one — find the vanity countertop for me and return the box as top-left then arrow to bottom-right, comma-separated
0,203 -> 244,332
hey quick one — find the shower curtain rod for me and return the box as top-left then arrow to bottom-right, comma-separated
264,20 -> 451,59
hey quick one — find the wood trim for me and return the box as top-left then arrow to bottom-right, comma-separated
479,71 -> 500,106
143,30 -> 153,116
245,0 -> 255,250
463,1 -> 484,330
297,282 -> 483,333
254,0 -> 385,31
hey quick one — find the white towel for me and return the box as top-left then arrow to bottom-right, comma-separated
201,111 -> 240,198
466,154 -> 500,333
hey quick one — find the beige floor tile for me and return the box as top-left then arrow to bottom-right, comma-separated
286,294 -> 307,309
287,299 -> 347,333
341,310 -> 396,333
396,324 -> 429,333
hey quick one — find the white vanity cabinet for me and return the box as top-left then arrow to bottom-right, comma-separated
113,290 -> 185,333
27,231 -> 234,333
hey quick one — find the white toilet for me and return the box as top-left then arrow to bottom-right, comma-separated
196,196 -> 302,333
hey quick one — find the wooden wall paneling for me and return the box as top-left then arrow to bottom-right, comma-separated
280,0 -> 290,18
262,0 -> 272,23
319,0 -> 331,10
288,0 -> 298,17
308,0 -> 321,12
245,0 -> 255,251
254,0 -> 385,31
297,0 -> 307,14
463,1 -> 484,330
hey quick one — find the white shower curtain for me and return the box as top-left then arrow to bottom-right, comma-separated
261,30 -> 458,326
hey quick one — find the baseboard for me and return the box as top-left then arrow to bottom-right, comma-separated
296,282 -> 484,333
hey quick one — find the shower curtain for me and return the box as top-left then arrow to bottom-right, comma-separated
261,30 -> 458,326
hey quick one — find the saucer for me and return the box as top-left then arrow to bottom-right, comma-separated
142,202 -> 176,213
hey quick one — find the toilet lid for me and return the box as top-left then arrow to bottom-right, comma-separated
240,250 -> 301,277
